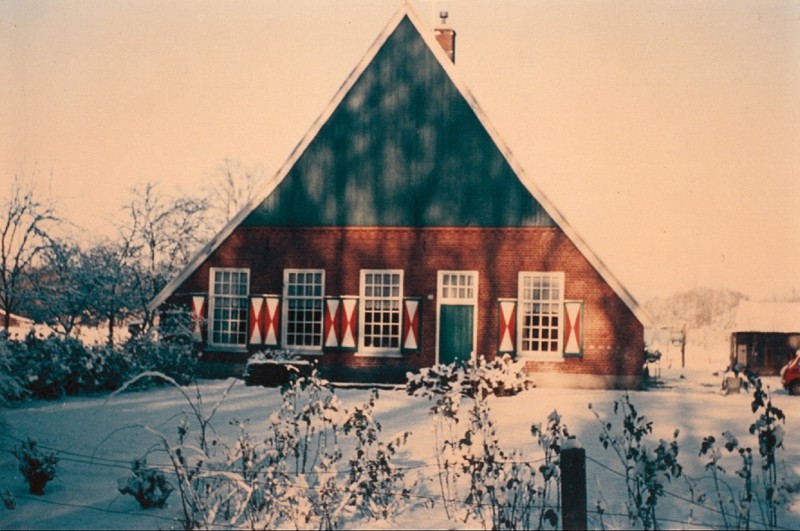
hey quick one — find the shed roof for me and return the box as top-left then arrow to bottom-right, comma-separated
732,301 -> 800,333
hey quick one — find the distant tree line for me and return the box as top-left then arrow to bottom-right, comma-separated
0,160 -> 262,346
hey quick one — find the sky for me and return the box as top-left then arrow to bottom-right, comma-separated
1,0 -> 799,303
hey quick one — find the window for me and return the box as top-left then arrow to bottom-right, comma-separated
359,270 -> 403,354
209,268 -> 249,347
283,269 -> 324,350
518,272 -> 564,359
439,272 -> 477,303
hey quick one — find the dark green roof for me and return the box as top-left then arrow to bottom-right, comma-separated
243,15 -> 554,228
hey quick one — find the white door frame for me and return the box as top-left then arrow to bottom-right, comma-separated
435,270 -> 479,364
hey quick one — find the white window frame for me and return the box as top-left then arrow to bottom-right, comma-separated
517,271 -> 565,362
357,269 -> 404,358
282,269 -> 325,354
208,267 -> 250,349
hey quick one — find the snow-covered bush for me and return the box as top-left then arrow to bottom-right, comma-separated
342,388 -> 413,521
112,369 -> 416,530
590,393 -> 682,531
0,332 -> 139,400
406,354 -> 532,401
0,336 -> 27,405
407,357 -> 561,529
13,437 -> 59,495
243,349 -> 312,387
697,371 -> 794,530
117,459 -> 174,509
124,326 -> 199,387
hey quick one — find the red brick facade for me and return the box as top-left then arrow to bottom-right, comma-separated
167,225 -> 643,385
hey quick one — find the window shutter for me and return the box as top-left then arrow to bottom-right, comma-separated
402,297 -> 421,353
324,297 -> 341,348
191,295 -> 206,342
339,296 -> 359,350
498,299 -> 516,355
248,296 -> 266,346
563,300 -> 584,357
263,295 -> 281,347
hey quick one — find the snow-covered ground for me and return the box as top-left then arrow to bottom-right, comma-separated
1,341 -> 798,530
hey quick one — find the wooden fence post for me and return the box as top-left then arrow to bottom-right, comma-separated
561,440 -> 587,530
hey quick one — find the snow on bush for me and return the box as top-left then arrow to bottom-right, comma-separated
117,459 -> 174,509
590,393 -> 683,530
406,357 -> 564,530
0,322 -> 200,402
12,437 -> 59,496
110,370 -> 416,530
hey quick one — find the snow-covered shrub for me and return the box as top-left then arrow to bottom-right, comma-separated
590,393 -> 682,531
342,388 -> 414,521
1,489 -> 15,510
455,389 -> 542,529
13,437 -> 59,495
530,410 -> 573,529
406,354 -> 532,401
123,327 -> 199,386
0,332 -> 137,400
697,371 -> 794,531
407,358 -> 554,529
117,459 -> 174,509
113,369 -> 416,530
243,349 -> 312,387
0,337 -> 27,405
745,370 -> 786,529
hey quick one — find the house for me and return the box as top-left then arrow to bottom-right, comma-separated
149,6 -> 649,389
730,301 -> 800,375
0,309 -> 36,340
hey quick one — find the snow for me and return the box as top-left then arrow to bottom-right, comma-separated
1,341 -> 799,530
732,301 -> 800,334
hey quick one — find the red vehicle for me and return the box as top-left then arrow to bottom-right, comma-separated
781,353 -> 800,395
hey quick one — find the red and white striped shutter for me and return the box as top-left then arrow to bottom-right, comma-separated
263,295 -> 281,347
498,299 -> 516,354
402,298 -> 421,352
248,296 -> 265,345
324,297 -> 341,348
191,295 -> 206,341
340,297 -> 358,350
563,300 -> 584,357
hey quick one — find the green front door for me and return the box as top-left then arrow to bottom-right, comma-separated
439,304 -> 474,366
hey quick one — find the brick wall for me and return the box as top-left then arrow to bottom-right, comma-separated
169,226 -> 643,382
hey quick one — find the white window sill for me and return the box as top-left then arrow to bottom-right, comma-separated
518,352 -> 565,363
206,345 -> 248,353
355,350 -> 403,359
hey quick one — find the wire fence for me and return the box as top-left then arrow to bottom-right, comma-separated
2,430 -> 796,531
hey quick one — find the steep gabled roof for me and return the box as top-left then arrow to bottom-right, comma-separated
150,4 -> 650,326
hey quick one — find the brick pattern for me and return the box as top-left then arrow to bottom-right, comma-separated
169,226 -> 643,378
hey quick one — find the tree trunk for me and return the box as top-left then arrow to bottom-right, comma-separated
107,316 -> 115,347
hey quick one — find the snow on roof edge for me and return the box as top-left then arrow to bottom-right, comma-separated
732,302 -> 800,333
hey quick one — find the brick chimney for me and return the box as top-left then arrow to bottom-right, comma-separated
434,11 -> 456,63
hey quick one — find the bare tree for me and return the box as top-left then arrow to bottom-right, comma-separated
205,157 -> 263,227
0,175 -> 58,329
82,241 -> 138,346
121,182 -> 209,329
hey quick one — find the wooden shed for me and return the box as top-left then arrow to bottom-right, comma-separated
730,301 -> 800,375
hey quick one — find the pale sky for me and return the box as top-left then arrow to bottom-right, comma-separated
2,0 -> 799,302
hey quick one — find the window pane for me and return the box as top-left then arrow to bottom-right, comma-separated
519,273 -> 563,354
284,270 -> 324,348
362,270 -> 402,351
